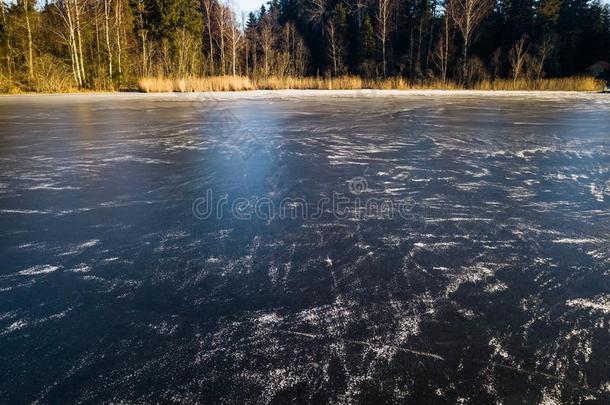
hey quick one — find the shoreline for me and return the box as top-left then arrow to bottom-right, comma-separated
0,89 -> 608,102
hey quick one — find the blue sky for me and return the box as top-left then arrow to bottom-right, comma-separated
235,0 -> 265,13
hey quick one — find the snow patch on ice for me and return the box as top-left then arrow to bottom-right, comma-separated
566,295 -> 610,314
18,264 -> 60,276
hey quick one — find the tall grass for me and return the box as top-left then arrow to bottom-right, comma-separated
138,76 -> 254,92
361,77 -> 603,91
473,77 -> 604,91
255,76 -> 363,90
138,75 -> 604,93
365,77 -> 464,90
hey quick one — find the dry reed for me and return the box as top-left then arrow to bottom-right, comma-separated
138,75 -> 604,93
138,76 -> 254,92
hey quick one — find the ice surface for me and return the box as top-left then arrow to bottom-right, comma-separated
0,91 -> 609,403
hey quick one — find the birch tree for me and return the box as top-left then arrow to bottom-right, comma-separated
74,0 -> 85,82
55,0 -> 85,86
434,10 -> 452,83
115,0 -> 123,78
509,35 -> 528,82
20,0 -> 33,81
133,0 -> 148,76
260,15 -> 273,77
449,0 -> 494,80
202,0 -> 215,74
376,0 -> 392,77
533,35 -> 554,79
326,20 -> 338,76
216,3 -> 227,75
226,5 -> 241,76
103,0 -> 112,79
0,0 -> 12,80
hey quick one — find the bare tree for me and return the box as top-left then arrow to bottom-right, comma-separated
326,20 -> 338,76
218,0 -> 243,76
282,22 -> 293,76
376,0 -> 393,77
225,4 -> 241,76
433,10 -> 451,83
490,48 -> 501,78
202,0 -> 215,74
133,0 -> 148,76
307,0 -> 325,25
293,32 -> 307,76
103,0 -> 112,79
55,0 -> 85,86
274,23 -> 291,76
92,0 -> 101,74
305,0 -> 331,76
115,0 -> 123,78
216,2 -> 227,75
260,15 -> 273,77
245,16 -> 258,76
20,0 -> 34,81
448,0 -> 493,80
175,27 -> 199,76
425,0 -> 437,72
0,1 -> 13,81
509,35 -> 528,82
74,0 -> 85,82
415,3 -> 425,76
533,35 -> 554,79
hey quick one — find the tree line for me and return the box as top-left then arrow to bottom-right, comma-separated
1,0 -> 609,91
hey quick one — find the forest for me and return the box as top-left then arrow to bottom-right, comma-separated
1,0 -> 609,92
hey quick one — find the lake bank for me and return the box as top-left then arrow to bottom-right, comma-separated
1,88 -> 609,103
2,76 -> 604,95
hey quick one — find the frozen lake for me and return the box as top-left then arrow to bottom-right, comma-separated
1,91 -> 610,403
